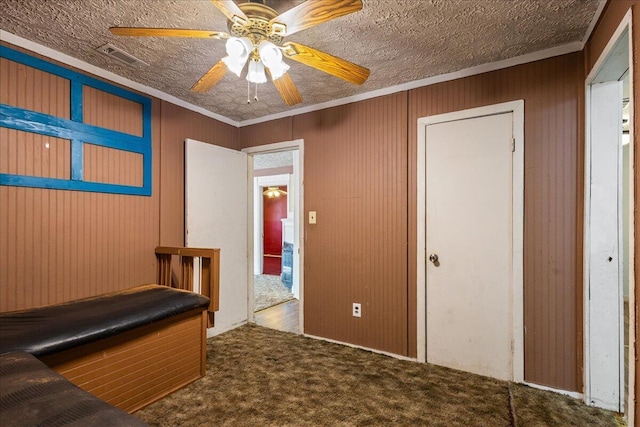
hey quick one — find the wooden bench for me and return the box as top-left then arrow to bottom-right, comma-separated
0,285 -> 210,413
0,351 -> 148,426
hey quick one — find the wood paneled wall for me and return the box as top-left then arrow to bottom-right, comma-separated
238,117 -> 293,146
243,96 -> 409,355
294,95 -> 409,355
408,53 -> 585,391
0,89 -> 161,311
0,57 -> 70,118
83,86 -> 143,136
0,46 -> 162,310
0,44 -> 235,311
83,144 -> 143,186
0,129 -> 71,179
241,54 -> 585,390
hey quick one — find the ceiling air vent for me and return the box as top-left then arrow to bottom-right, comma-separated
95,43 -> 148,67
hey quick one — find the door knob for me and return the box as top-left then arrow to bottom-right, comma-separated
428,254 -> 439,263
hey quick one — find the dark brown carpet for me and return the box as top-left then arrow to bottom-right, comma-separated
135,324 -> 622,426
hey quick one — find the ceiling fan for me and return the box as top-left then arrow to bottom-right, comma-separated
109,0 -> 370,106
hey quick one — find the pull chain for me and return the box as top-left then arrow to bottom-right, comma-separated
247,81 -> 251,104
254,82 -> 259,102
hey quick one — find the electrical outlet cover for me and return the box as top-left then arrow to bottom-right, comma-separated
352,303 -> 361,318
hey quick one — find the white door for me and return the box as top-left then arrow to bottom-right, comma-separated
185,138 -> 248,335
587,81 -> 623,411
426,112 -> 514,381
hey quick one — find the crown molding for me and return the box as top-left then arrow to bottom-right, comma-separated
239,41 -> 583,127
2,29 -> 587,129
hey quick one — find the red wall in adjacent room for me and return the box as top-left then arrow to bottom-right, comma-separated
263,186 -> 287,275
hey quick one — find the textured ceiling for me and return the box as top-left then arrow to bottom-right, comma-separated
254,151 -> 294,169
1,0 -> 601,123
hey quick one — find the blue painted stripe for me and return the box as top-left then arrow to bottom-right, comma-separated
143,148 -> 152,191
70,81 -> 83,122
142,103 -> 152,139
0,46 -> 153,197
71,139 -> 83,181
0,105 -> 148,152
1,173 -> 151,194
0,174 -> 151,196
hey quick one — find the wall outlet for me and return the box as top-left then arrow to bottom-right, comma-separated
352,303 -> 361,318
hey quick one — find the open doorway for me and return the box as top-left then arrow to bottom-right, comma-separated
584,12 -> 635,419
243,141 -> 304,335
253,154 -> 295,313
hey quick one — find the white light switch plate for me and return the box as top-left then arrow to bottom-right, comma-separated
309,211 -> 317,224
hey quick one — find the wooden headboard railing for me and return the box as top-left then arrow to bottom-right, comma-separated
155,246 -> 220,328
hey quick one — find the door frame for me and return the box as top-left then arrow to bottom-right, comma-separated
416,100 -> 525,384
584,9 -> 635,416
242,139 -> 304,333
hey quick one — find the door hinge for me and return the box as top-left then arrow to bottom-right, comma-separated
511,138 -> 516,152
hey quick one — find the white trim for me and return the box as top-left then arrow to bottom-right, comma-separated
242,140 -> 303,153
240,42 -> 581,127
582,0 -> 609,46
586,10 -> 633,83
256,174 -> 289,186
416,100 -> 525,385
246,155 -> 255,324
242,139 -> 305,334
303,333 -> 418,362
584,9 -> 635,419
627,14 -> 636,423
523,382 -> 584,400
0,30 -> 239,127
583,83 -> 593,406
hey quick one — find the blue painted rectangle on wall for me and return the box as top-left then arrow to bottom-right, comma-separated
0,45 -> 152,196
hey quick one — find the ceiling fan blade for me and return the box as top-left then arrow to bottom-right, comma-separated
110,27 -> 228,39
210,0 -> 248,23
269,71 -> 303,106
191,60 -> 228,93
282,42 -> 369,85
270,0 -> 362,36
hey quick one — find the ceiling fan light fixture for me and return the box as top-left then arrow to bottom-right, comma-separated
263,187 -> 287,198
109,0 -> 368,106
258,40 -> 290,80
222,37 -> 252,77
247,59 -> 267,84
221,55 -> 246,77
225,37 -> 252,59
258,41 -> 281,64
267,62 -> 290,81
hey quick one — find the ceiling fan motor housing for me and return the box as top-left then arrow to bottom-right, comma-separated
229,3 -> 284,49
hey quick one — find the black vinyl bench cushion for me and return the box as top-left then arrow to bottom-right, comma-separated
0,351 -> 148,426
0,285 -> 210,357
